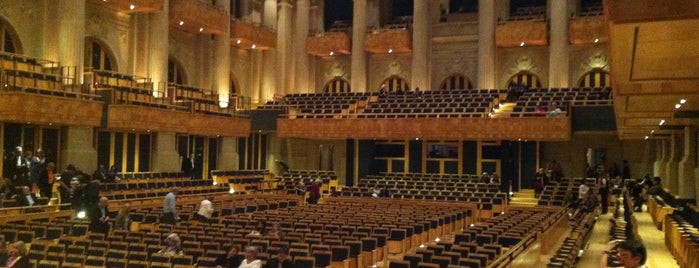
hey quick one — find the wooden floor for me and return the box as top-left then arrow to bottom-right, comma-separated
577,207 -> 681,268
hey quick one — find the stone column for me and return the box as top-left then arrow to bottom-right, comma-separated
411,0 -> 430,91
60,126 -> 96,171
151,132 -> 181,172
133,14 -> 150,78
214,0 -> 232,107
477,0 -> 496,89
294,0 -> 311,93
666,134 -> 680,195
260,0 -> 278,101
548,0 -> 569,87
678,126 -> 696,199
351,0 -> 368,92
58,0 -> 85,84
218,137 -> 239,170
654,140 -> 667,188
148,0 -> 169,95
277,0 -> 292,94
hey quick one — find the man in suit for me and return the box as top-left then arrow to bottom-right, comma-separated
15,186 -> 38,206
90,197 -> 111,234
181,153 -> 195,179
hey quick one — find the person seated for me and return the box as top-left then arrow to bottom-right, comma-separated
215,245 -> 244,268
264,246 -> 292,268
602,239 -> 647,268
15,186 -> 38,207
239,246 -> 262,268
158,233 -> 184,256
267,222 -> 283,240
4,241 -> 30,268
247,220 -> 266,236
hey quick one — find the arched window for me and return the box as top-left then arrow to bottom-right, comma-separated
379,76 -> 410,92
507,71 -> 542,88
440,74 -> 473,90
85,38 -> 116,71
578,69 -> 610,88
323,77 -> 351,93
167,58 -> 186,84
0,19 -> 20,53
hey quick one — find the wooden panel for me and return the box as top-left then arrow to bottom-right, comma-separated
107,106 -> 251,137
307,32 -> 351,56
569,16 -> 609,44
170,0 -> 228,35
231,20 -> 276,50
87,0 -> 164,13
0,92 -> 102,126
604,0 -> 699,23
278,117 -> 571,141
364,29 -> 412,54
495,20 -> 547,47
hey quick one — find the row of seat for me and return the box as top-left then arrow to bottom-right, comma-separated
664,208 -> 699,268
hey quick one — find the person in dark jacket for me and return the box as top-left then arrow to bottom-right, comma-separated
263,246 -> 292,268
215,245 -> 244,268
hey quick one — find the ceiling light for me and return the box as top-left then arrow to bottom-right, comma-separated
236,39 -> 241,44
329,51 -> 334,56
594,38 -> 599,43
129,4 -> 135,10
251,44 -> 256,49
675,104 -> 681,109
659,119 -> 665,126
651,130 -> 655,134
179,21 -> 184,26
199,27 -> 204,32
388,49 -> 393,53
680,99 -> 686,104
645,136 -> 649,140
520,42 -> 525,46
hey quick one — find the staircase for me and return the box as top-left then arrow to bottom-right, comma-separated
490,102 -> 516,118
509,189 -> 539,207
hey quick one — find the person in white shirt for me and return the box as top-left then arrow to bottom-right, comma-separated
197,195 -> 214,223
238,246 -> 261,268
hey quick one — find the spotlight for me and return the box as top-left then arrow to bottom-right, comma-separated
645,136 -> 649,140
199,27 -> 204,32
179,21 -> 184,26
388,49 -> 393,53
680,99 -> 686,104
329,51 -> 334,56
129,4 -> 135,10
252,44 -> 256,49
77,211 -> 87,219
500,211 -> 505,215
594,38 -> 599,43
419,244 -> 425,248
675,104 -> 681,109
520,42 -> 525,47
236,39 -> 241,44
229,188 -> 235,194
509,191 -> 514,196
659,119 -> 665,126
469,223 -> 475,227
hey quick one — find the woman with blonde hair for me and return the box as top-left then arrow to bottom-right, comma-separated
114,203 -> 131,230
5,241 -> 31,268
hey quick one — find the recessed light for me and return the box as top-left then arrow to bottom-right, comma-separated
675,104 -> 681,109
680,99 -> 686,104
129,4 -> 135,10
520,42 -> 525,46
651,130 -> 655,134
199,27 -> 204,32
659,120 -> 665,126
179,21 -> 184,26
329,51 -> 334,56
236,39 -> 241,44
594,38 -> 599,43
251,44 -> 256,49
388,49 -> 393,53
645,136 -> 649,140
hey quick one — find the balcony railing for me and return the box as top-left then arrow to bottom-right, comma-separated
231,19 -> 276,50
170,0 -> 229,34
306,32 -> 351,56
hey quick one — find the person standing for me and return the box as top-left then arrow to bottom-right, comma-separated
622,160 -> 631,181
181,154 -> 195,179
90,197 -> 111,234
599,175 -> 610,214
29,149 -> 45,195
308,179 -> 321,204
162,187 -> 179,224
196,195 -> 214,223
38,162 -> 56,199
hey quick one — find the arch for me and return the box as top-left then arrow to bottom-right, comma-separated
167,57 -> 187,84
379,75 -> 410,92
439,73 -> 473,90
506,71 -> 542,88
578,69 -> 610,88
323,77 -> 351,93
0,17 -> 21,54
85,37 -> 117,71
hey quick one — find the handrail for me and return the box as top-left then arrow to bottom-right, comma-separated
487,227 -> 538,268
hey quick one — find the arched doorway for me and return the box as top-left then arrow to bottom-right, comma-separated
506,71 -> 542,88
85,37 -> 117,71
379,75 -> 410,92
323,77 -> 351,93
440,73 -> 473,90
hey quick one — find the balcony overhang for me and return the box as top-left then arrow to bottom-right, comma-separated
569,16 -> 609,45
364,29 -> 412,54
278,117 -> 571,141
170,0 -> 228,35
0,92 -> 102,127
230,20 -> 276,50
108,105 -> 250,137
306,32 -> 351,57
87,0 -> 164,13
495,20 -> 548,47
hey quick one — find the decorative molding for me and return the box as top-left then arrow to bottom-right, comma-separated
364,29 -> 412,54
306,32 -> 351,56
569,16 -> 609,45
495,20 -> 548,47
278,117 -> 571,141
170,0 -> 228,35
230,19 -> 276,50
368,54 -> 411,91
0,93 -> 103,127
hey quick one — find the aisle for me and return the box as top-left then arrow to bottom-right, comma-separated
576,213 -> 611,267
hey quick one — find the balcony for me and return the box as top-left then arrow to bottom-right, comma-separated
364,29 -> 412,54
277,117 -> 570,141
306,32 -> 351,57
569,16 -> 608,45
495,20 -> 547,47
170,0 -> 229,35
0,91 -> 102,127
230,20 -> 276,50
87,0 -> 164,13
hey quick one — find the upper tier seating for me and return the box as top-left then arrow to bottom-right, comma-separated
169,83 -> 233,117
360,90 -> 501,118
511,87 -> 612,117
506,6 -> 547,22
